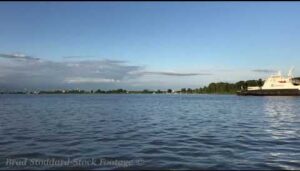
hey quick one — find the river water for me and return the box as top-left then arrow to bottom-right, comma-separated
0,94 -> 299,170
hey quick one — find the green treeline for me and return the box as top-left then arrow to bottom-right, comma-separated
180,79 -> 264,94
39,89 -> 86,94
1,79 -> 264,95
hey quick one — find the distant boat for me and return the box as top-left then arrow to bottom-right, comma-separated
237,67 -> 300,96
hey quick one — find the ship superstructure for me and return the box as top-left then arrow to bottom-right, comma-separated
237,67 -> 300,96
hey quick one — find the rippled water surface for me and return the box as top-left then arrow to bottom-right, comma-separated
0,94 -> 300,170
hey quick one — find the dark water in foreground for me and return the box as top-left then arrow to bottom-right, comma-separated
0,94 -> 299,170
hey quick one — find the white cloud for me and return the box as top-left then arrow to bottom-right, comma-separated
252,69 -> 277,73
141,71 -> 211,76
65,78 -> 120,83
0,53 -> 40,61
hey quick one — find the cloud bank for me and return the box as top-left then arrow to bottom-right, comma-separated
0,53 -> 40,61
0,52 -> 210,90
252,69 -> 277,73
140,71 -> 211,76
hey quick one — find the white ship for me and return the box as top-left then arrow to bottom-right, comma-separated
237,67 -> 300,96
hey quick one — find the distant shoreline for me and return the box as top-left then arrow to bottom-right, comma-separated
0,92 -> 236,95
0,79 -> 263,95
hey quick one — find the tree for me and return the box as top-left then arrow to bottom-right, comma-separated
208,83 -> 216,93
181,88 -> 186,93
257,78 -> 264,87
95,89 -> 105,93
143,89 -> 150,93
167,89 -> 172,93
236,81 -> 245,90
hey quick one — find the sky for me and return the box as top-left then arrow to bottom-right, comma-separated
1,2 -> 300,91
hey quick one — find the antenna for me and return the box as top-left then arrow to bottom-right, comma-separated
288,66 -> 294,77
277,70 -> 282,76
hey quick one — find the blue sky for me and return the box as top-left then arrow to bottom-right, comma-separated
1,2 -> 300,90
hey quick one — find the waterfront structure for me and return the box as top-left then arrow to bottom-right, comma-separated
237,67 -> 300,96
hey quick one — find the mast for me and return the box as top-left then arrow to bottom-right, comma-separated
277,70 -> 282,76
288,66 -> 295,78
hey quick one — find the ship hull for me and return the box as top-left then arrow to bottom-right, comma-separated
237,89 -> 300,96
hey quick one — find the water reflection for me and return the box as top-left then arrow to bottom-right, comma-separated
261,97 -> 300,170
263,97 -> 298,140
